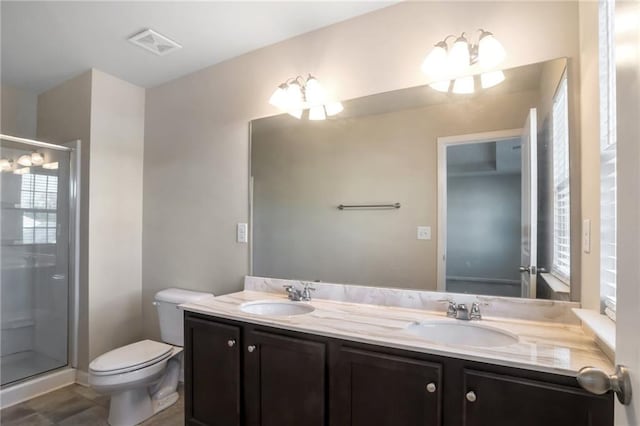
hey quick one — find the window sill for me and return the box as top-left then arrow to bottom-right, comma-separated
540,273 -> 570,294
572,308 -> 615,362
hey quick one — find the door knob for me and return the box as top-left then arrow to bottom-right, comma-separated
577,365 -> 632,405
426,383 -> 437,393
227,339 -> 236,347
247,345 -> 256,353
466,391 -> 477,402
519,265 -> 537,274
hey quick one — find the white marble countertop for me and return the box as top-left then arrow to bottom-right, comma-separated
181,290 -> 613,377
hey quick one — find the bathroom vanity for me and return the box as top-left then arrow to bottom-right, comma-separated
181,282 -> 614,426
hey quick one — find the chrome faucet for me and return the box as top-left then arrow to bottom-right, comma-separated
442,299 -> 483,320
283,283 -> 315,302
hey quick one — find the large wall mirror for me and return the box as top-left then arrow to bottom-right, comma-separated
250,57 -> 577,301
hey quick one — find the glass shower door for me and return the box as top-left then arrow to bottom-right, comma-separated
0,136 -> 71,386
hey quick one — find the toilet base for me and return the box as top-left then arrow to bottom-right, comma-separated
106,357 -> 181,426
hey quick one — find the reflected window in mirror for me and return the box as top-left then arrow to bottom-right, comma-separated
551,73 -> 571,284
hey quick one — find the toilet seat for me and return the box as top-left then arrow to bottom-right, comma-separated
90,340 -> 174,376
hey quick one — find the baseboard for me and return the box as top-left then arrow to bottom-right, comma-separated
75,369 -> 89,387
0,367 -> 76,409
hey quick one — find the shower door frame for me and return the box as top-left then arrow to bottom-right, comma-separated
0,134 -> 81,381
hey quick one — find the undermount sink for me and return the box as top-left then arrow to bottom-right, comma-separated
240,300 -> 315,316
404,320 -> 519,348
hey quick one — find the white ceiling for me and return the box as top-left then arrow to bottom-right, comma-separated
1,1 -> 395,94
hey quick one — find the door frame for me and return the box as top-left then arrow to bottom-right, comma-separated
436,128 -> 523,293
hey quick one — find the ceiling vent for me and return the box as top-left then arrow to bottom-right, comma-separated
128,29 -> 181,56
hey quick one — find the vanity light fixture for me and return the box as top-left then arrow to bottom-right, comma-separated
17,154 -> 32,167
42,162 -> 59,170
0,158 -> 13,172
269,74 -> 343,120
30,152 -> 44,166
422,29 -> 506,94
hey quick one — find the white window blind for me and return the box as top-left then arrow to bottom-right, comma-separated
599,0 -> 617,321
20,173 -> 58,244
551,75 -> 571,283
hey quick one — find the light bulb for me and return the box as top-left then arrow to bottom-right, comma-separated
31,152 -> 44,166
14,167 -> 30,175
448,35 -> 470,74
269,84 -> 288,109
17,154 -> 32,167
305,75 -> 326,106
0,158 -> 12,171
421,41 -> 448,79
285,82 -> 304,112
452,76 -> 475,94
429,80 -> 451,93
324,101 -> 344,116
478,31 -> 506,69
480,70 -> 505,89
309,105 -> 326,121
43,162 -> 59,170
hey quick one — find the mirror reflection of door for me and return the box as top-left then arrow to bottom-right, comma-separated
520,108 -> 538,299
440,130 -> 523,298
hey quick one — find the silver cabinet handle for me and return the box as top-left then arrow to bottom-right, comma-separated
578,365 -> 632,405
466,391 -> 477,402
227,339 -> 236,347
426,383 -> 437,393
247,345 -> 256,353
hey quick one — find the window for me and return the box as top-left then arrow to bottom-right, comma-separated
599,0 -> 617,321
20,173 -> 58,244
551,74 -> 571,283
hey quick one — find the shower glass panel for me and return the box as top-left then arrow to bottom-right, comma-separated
1,137 -> 71,386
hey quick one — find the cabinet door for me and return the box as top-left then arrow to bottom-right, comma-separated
331,347 -> 442,426
184,316 -> 241,426
461,369 -> 613,426
244,329 -> 326,426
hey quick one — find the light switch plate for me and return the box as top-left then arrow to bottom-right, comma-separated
582,219 -> 591,253
237,223 -> 248,243
417,226 -> 431,240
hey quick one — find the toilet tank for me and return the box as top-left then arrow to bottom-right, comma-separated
154,288 -> 214,346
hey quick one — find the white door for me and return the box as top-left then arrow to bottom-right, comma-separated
520,108 -> 537,299
615,0 -> 640,423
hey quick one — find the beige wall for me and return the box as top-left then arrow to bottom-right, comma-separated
143,1 -> 581,339
252,90 -> 537,290
87,70 -> 145,363
1,84 -> 38,139
578,1 -> 601,310
37,71 -> 93,370
37,69 -> 145,371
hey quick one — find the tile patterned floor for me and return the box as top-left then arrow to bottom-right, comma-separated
0,384 -> 184,425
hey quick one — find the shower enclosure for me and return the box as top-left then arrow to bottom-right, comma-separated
0,135 -> 78,387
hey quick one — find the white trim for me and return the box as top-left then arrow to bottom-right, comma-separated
0,134 -> 73,152
75,369 -> 90,387
572,308 -> 615,362
436,128 -> 522,293
0,368 -> 76,409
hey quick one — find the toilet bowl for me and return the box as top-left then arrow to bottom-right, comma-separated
89,288 -> 213,426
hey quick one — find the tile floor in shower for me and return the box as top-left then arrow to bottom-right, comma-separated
0,384 -> 184,425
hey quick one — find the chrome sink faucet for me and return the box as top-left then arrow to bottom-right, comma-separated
283,283 -> 315,302
442,300 -> 482,320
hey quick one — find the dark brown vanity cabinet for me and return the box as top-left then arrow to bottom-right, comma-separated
331,347 -> 442,426
244,329 -> 327,426
184,312 -> 613,426
461,369 -> 613,426
184,316 -> 242,426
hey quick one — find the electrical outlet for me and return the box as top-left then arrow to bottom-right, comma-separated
417,226 -> 431,240
237,223 -> 248,243
583,219 -> 591,253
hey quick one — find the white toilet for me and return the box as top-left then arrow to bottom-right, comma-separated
89,288 -> 213,426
